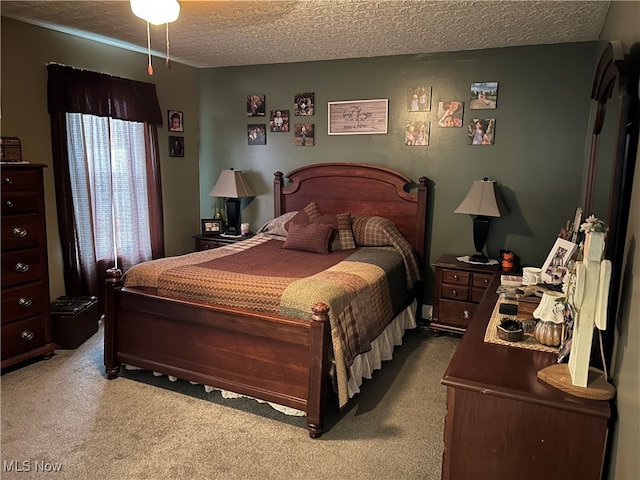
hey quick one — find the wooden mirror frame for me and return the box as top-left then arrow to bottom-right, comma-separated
584,41 -> 639,365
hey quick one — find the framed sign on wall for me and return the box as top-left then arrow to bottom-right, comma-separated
328,99 -> 388,135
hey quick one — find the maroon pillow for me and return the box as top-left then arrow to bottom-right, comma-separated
313,213 -> 356,251
282,223 -> 334,254
284,202 -> 322,231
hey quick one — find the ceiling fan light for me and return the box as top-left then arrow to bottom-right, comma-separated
130,0 -> 180,25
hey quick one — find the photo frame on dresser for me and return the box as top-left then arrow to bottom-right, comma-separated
202,218 -> 224,234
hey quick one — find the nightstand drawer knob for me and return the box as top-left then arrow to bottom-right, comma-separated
483,278 -> 489,284
4,177 -> 12,185
462,310 -> 471,319
15,262 -> 30,273
453,274 -> 459,280
13,226 -> 27,238
6,200 -> 14,208
21,330 -> 34,341
451,289 -> 458,297
18,297 -> 32,308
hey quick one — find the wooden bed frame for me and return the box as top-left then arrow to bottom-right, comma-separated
104,162 -> 428,437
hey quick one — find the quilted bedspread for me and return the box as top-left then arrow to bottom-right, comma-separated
123,233 -> 420,406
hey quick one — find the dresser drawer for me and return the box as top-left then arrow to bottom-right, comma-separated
1,282 -> 46,324
1,248 -> 45,288
473,273 -> 493,289
2,191 -> 38,216
1,213 -> 43,251
2,169 -> 40,191
442,270 -> 470,286
438,299 -> 478,328
1,316 -> 46,360
441,284 -> 470,301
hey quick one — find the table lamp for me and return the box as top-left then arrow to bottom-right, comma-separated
208,169 -> 256,235
454,177 -> 507,263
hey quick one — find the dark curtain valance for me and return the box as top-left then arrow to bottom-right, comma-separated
47,64 -> 163,125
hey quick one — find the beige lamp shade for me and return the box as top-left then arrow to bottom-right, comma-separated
533,291 -> 565,324
208,169 -> 256,199
454,178 -> 508,217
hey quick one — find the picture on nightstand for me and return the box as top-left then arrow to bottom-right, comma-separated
202,218 -> 224,234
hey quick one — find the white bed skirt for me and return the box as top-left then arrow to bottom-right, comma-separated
126,299 -> 417,417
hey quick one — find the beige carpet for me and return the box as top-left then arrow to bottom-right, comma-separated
1,322 -> 459,480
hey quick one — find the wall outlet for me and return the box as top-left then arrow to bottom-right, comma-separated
421,304 -> 433,320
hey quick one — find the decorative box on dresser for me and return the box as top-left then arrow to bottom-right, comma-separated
441,275 -> 611,480
1,164 -> 56,370
431,254 -> 499,334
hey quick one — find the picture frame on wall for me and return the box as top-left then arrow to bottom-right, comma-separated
469,82 -> 498,109
437,101 -> 464,127
168,136 -> 184,157
247,94 -> 265,116
248,124 -> 266,145
328,99 -> 388,135
405,120 -> 430,146
294,123 -> 314,146
168,110 -> 183,132
407,86 -> 431,112
294,93 -> 314,116
467,118 -> 496,145
269,110 -> 289,132
201,218 -> 224,234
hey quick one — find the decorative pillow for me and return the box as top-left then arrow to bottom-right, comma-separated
282,222 -> 334,254
312,213 -> 356,251
351,215 -> 396,247
284,202 -> 322,231
256,211 -> 298,237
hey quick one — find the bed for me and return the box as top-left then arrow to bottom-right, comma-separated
104,162 -> 428,437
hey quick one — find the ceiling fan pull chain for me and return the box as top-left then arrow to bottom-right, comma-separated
165,23 -> 171,69
146,21 -> 153,75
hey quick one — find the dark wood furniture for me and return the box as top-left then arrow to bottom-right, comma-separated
430,254 -> 498,334
104,163 -> 428,437
441,275 -> 611,480
1,164 -> 56,370
193,233 -> 252,251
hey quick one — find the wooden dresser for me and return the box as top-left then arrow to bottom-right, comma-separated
441,275 -> 611,480
1,164 -> 56,369
431,254 -> 499,334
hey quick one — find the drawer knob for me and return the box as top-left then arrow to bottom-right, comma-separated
6,200 -> 14,208
453,274 -> 459,280
18,297 -> 32,308
4,177 -> 12,185
451,289 -> 458,297
462,310 -> 471,319
483,278 -> 489,285
13,226 -> 27,238
15,262 -> 30,273
21,330 -> 34,341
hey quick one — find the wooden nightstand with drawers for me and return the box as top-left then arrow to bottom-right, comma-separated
431,254 -> 499,335
193,233 -> 252,252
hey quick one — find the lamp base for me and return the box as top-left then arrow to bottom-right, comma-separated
469,252 -> 490,263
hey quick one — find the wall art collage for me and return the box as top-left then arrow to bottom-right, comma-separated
247,93 -> 315,146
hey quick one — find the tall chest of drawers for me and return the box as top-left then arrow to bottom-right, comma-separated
1,164 -> 56,369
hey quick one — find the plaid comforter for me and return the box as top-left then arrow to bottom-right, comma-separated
124,230 -> 420,407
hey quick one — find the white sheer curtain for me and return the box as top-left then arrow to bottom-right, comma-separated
65,113 -> 153,284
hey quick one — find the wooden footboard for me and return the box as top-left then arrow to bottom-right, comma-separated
104,268 -> 331,438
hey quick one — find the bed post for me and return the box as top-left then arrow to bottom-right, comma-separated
274,171 -> 284,217
306,302 -> 330,438
104,267 -> 123,379
415,176 -> 428,262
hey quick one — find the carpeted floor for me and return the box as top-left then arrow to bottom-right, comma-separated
1,322 -> 459,480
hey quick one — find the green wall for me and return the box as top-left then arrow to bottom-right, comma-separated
199,42 -> 599,298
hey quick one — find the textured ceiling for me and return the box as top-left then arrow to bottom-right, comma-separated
1,1 -> 611,68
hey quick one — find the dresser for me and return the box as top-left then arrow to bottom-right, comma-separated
441,275 -> 610,480
431,254 -> 499,334
1,164 -> 56,369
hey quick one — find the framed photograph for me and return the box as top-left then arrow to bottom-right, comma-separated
248,124 -> 266,145
168,110 -> 183,132
328,99 -> 388,135
247,94 -> 265,117
294,123 -> 314,146
269,110 -> 289,132
294,92 -> 314,116
470,82 -> 498,109
437,101 -> 464,127
541,238 -> 578,283
407,86 -> 431,112
467,118 -> 496,145
405,120 -> 430,146
202,218 -> 224,234
168,136 -> 184,157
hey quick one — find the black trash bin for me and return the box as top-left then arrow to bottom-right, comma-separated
50,296 -> 99,349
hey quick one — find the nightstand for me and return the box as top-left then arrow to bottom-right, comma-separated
431,254 -> 499,335
193,233 -> 252,251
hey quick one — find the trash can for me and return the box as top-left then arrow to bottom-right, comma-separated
50,296 -> 99,349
